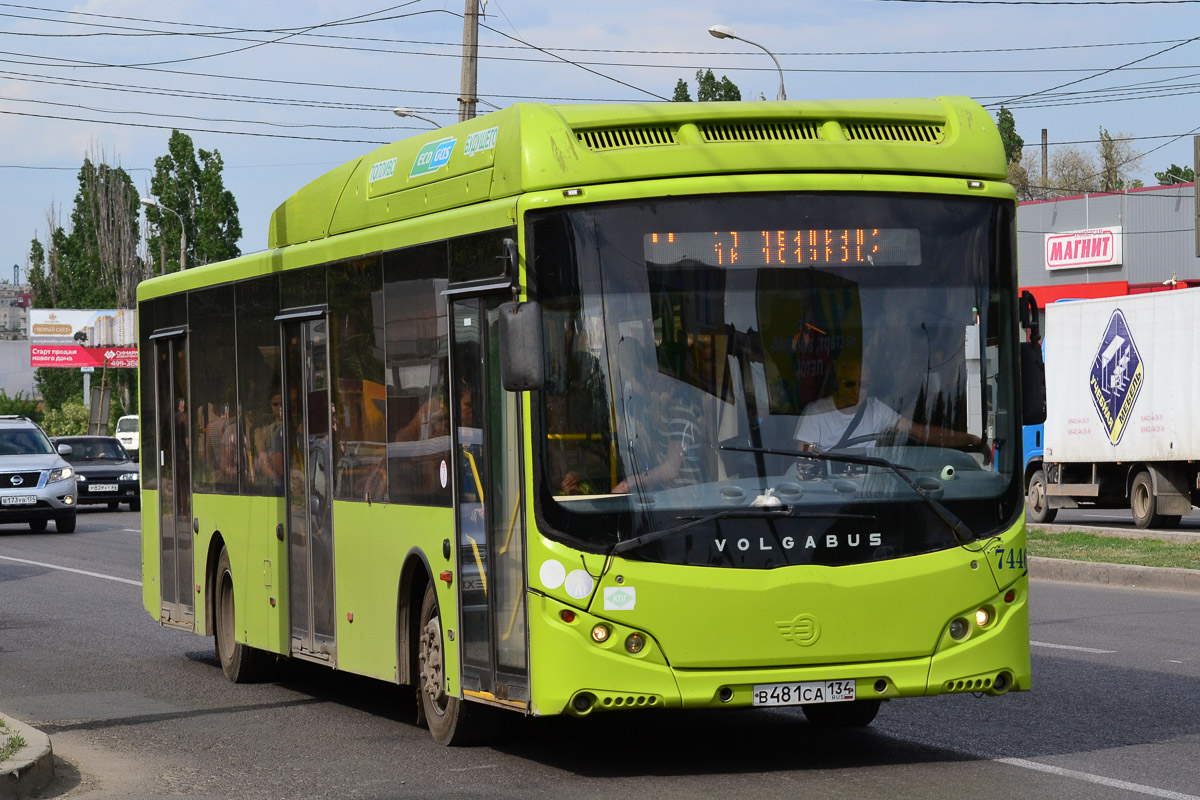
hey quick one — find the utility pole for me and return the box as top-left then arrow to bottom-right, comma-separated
458,0 -> 480,122
1041,129 -> 1048,200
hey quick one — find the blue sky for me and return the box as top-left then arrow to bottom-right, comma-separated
1,0 -> 1197,282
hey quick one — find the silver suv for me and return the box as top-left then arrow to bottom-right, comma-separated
0,416 -> 78,533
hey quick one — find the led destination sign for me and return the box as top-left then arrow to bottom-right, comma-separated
645,229 -> 921,268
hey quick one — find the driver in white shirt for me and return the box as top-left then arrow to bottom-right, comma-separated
795,351 -> 985,455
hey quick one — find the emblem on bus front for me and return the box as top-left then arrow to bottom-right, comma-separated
776,613 -> 820,647
1088,308 -> 1144,446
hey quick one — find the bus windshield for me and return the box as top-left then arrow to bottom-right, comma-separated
530,191 -> 1022,568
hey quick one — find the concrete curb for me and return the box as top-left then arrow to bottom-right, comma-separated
1031,556 -> 1200,593
0,712 -> 53,800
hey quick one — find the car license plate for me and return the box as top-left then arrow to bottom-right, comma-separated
1,495 -> 37,506
752,679 -> 856,707
89,483 -> 118,493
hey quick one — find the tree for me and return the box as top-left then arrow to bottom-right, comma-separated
147,130 -> 242,273
671,69 -> 742,102
996,106 -> 1023,165
1154,163 -> 1195,185
1098,127 -> 1144,193
28,149 -> 145,414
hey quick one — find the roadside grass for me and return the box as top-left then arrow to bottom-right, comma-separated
1028,529 -> 1200,570
0,718 -> 26,765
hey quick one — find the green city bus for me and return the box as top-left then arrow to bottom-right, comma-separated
139,97 -> 1034,745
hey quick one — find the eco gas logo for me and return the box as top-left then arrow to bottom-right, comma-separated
410,137 -> 457,178
1088,308 -> 1144,445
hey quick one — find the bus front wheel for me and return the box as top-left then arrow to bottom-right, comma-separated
214,546 -> 275,683
418,583 -> 494,746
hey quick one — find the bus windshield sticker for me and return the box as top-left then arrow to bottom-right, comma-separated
644,229 -> 921,268
368,157 -> 398,183
410,137 -> 458,178
464,126 -> 499,157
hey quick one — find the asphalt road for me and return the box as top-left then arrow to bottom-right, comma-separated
1041,506 -> 1200,536
2,509 -> 1199,799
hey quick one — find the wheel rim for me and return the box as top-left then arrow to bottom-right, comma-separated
1133,481 -> 1151,519
1029,480 -> 1046,515
419,613 -> 448,717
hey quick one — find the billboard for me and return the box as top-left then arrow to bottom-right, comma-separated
30,309 -> 138,369
1044,227 -> 1123,270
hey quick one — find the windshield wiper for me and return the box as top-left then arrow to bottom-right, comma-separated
721,445 -> 974,545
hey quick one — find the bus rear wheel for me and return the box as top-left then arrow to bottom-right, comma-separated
802,699 -> 882,728
214,546 -> 275,683
417,583 -> 494,746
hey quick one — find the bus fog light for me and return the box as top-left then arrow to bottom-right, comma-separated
975,607 -> 991,627
625,633 -> 645,654
949,618 -> 969,640
591,624 -> 611,643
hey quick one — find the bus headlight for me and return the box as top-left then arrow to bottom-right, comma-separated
625,633 -> 645,654
949,618 -> 969,640
591,624 -> 611,643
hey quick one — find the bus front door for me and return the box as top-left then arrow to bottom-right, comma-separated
282,316 -> 336,663
451,297 -> 529,709
153,331 -> 194,628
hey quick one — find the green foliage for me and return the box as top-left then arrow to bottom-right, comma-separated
41,402 -> 89,437
1154,163 -> 1195,185
996,106 -> 1023,165
671,69 -> 742,102
0,390 -> 42,423
34,367 -> 83,415
147,130 -> 242,272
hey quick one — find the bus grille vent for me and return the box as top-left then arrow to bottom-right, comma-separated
576,126 -> 677,151
843,122 -> 945,144
701,121 -> 822,143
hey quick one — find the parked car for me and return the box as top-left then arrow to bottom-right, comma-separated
52,435 -> 140,512
0,416 -> 77,532
115,415 -> 139,461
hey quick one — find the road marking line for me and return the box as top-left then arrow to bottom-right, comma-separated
997,757 -> 1200,800
1031,640 -> 1116,654
0,555 -> 141,586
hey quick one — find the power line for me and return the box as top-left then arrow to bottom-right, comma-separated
0,107 -> 392,144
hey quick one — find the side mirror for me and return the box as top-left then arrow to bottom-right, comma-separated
498,300 -> 544,391
1020,341 -> 1046,426
57,443 -> 73,456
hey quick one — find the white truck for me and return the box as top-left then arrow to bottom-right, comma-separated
1027,289 -> 1200,528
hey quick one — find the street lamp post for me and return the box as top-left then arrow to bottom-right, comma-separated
708,24 -> 786,101
392,107 -> 440,129
140,197 -> 186,272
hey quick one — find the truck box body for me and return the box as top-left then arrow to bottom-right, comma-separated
1044,290 -> 1198,465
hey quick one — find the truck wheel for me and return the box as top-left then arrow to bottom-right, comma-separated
1130,472 -> 1161,529
1026,470 -> 1057,524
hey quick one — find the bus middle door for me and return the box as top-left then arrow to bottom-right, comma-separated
280,313 -> 336,664
450,296 -> 529,709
